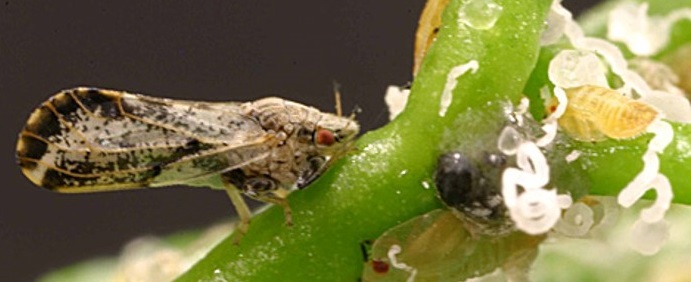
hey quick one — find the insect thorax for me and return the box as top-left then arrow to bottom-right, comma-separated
235,98 -> 333,193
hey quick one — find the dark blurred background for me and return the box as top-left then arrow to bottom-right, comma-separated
1,1 -> 599,281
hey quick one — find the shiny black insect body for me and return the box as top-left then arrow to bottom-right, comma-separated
434,151 -> 511,235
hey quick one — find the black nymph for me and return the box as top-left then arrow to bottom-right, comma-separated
434,151 -> 510,233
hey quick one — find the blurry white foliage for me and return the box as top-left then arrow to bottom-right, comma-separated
630,219 -> 670,255
112,222 -> 233,282
607,3 -> 668,56
607,3 -> 691,57
628,57 -> 684,96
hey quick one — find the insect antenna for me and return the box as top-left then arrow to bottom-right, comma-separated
332,80 -> 343,117
348,105 -> 362,121
332,80 -> 361,135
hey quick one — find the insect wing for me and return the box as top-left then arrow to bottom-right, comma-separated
362,209 -> 543,281
17,87 -> 271,192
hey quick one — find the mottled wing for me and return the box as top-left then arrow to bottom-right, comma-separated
16,87 -> 270,192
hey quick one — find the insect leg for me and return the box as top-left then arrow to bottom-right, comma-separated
243,176 -> 294,226
261,195 -> 293,227
296,156 -> 327,189
223,182 -> 252,244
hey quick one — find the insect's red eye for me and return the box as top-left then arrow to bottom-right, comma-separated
315,129 -> 335,146
549,105 -> 557,113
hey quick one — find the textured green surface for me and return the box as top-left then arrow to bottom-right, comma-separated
564,123 -> 691,204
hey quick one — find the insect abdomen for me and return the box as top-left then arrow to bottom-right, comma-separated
558,86 -> 659,141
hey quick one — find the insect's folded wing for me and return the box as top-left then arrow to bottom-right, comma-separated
17,87 -> 269,192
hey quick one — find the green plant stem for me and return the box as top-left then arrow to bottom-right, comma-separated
175,0 -> 552,280
563,122 -> 691,204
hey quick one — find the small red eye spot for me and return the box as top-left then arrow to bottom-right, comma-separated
315,129 -> 335,146
549,105 -> 557,113
371,260 -> 389,273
